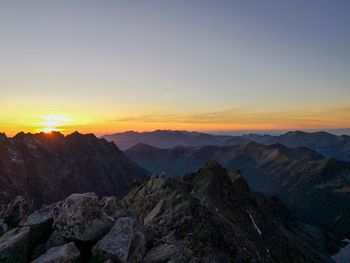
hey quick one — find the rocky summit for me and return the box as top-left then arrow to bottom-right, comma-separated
126,141 -> 350,238
0,162 -> 335,262
0,132 -> 148,206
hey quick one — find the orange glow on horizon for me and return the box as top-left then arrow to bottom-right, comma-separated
0,106 -> 349,137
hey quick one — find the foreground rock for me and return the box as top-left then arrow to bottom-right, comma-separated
92,217 -> 145,262
0,227 -> 30,263
0,162 -> 337,262
123,161 -> 334,262
31,242 -> 80,263
53,193 -> 113,241
1,196 -> 31,228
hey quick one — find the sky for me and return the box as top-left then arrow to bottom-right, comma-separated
0,0 -> 349,136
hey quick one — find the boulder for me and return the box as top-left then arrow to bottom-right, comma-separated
0,226 -> 30,263
53,193 -> 113,241
1,196 -> 32,228
128,229 -> 146,263
20,202 -> 57,250
0,219 -> 9,236
92,217 -> 144,262
20,202 -> 57,228
45,230 -> 68,250
143,234 -> 193,263
143,199 -> 164,225
100,196 -> 130,220
31,242 -> 80,263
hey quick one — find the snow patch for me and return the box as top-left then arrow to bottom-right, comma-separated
26,142 -> 37,149
247,210 -> 262,236
8,148 -> 23,164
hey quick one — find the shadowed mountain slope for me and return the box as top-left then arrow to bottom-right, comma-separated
0,132 -> 148,206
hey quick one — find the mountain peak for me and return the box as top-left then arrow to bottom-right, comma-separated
0,132 -> 148,205
123,162 -> 332,262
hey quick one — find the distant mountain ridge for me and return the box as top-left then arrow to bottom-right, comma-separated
125,141 -> 350,237
0,131 -> 148,206
103,129 -> 247,150
103,129 -> 350,162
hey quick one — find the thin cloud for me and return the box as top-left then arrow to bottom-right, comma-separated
114,106 -> 350,129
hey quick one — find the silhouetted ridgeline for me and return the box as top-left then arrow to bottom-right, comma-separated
104,130 -> 350,162
0,131 -> 148,206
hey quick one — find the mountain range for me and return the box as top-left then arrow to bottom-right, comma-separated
0,132 -> 147,206
1,129 -> 350,261
125,141 -> 350,238
104,130 -> 350,162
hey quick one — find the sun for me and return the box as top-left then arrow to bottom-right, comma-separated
42,127 -> 55,133
38,115 -> 71,133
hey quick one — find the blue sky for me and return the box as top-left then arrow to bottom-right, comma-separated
0,0 -> 349,134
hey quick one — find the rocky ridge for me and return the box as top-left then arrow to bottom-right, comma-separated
0,162 -> 334,262
0,131 -> 148,206
125,142 -> 350,237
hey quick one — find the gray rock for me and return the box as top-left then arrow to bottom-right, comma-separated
53,193 -> 113,241
1,196 -> 31,228
20,202 -> 57,227
45,230 -> 68,250
31,242 -> 80,263
0,219 -> 9,236
20,202 -> 57,250
144,199 -> 164,225
100,196 -> 119,216
0,226 -> 30,263
100,196 -> 130,220
128,230 -> 146,263
143,234 -> 193,263
92,217 -> 136,262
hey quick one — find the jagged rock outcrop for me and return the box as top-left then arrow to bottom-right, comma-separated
123,161 -> 334,262
126,141 -> 350,238
0,131 -> 148,207
0,162 -> 336,262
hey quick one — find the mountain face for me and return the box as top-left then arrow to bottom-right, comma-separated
103,130 -> 247,150
125,142 -> 350,237
123,161 -> 333,262
0,132 -> 148,206
0,162 -> 334,262
105,130 -> 350,162
245,131 -> 350,162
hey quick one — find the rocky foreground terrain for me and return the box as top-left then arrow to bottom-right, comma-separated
0,132 -> 147,206
0,162 -> 335,262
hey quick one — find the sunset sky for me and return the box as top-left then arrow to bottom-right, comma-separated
0,0 -> 349,136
